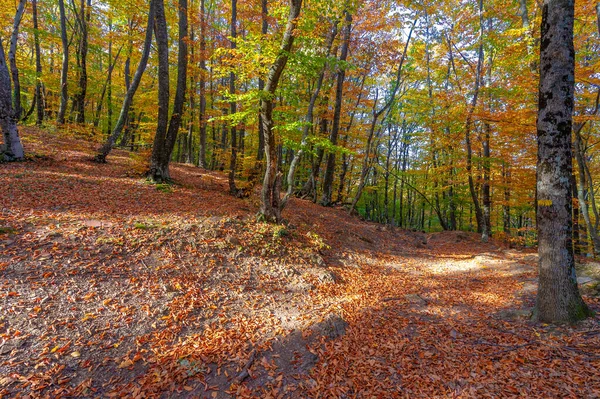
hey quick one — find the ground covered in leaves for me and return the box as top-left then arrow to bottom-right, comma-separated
1,127 -> 599,398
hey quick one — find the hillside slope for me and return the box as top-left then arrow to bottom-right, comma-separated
1,127 -> 599,398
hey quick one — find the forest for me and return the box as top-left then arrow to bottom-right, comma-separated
1,0 -> 600,397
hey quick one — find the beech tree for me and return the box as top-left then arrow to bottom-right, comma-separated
0,40 -> 24,161
535,0 -> 591,323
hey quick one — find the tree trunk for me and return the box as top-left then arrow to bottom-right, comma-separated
72,0 -> 90,124
57,0 -> 69,124
259,0 -> 302,222
32,0 -> 44,125
535,0 -> 590,323
9,0 -> 26,121
228,0 -> 242,196
320,11 -> 351,206
281,20 -> 338,209
95,0 -> 155,163
465,0 -> 485,235
256,0 -> 268,163
0,40 -> 24,161
149,0 -> 188,182
198,0 -> 208,168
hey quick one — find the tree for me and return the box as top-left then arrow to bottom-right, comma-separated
535,0 -> 591,323
57,0 -> 69,124
95,0 -> 156,163
259,0 -> 303,222
149,0 -> 188,182
0,39 -> 24,161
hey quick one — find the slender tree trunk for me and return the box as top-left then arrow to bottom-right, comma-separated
535,0 -> 590,323
72,0 -> 90,124
502,163 -> 511,236
259,0 -> 302,221
32,0 -> 44,125
95,0 -> 155,163
574,128 -> 600,253
149,0 -> 188,182
281,21 -> 338,209
228,0 -> 242,196
198,0 -> 208,168
0,40 -> 24,160
256,0 -> 268,163
57,0 -> 69,124
9,0 -> 26,121
321,11 -> 352,206
93,44 -> 121,128
465,0 -> 485,234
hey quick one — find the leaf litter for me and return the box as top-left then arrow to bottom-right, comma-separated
0,127 -> 599,398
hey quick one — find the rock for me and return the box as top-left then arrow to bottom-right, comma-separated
315,314 -> 348,339
405,294 -> 428,306
226,235 -> 241,246
308,253 -> 326,267
577,276 -> 594,285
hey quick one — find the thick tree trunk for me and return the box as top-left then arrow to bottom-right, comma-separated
9,0 -> 26,121
147,0 -> 170,180
57,0 -> 69,124
259,0 -> 302,222
535,0 -> 590,323
0,40 -> 24,161
95,0 -> 155,163
32,0 -> 44,125
149,0 -> 188,182
320,11 -> 351,206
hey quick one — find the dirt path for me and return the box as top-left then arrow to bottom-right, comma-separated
1,128 -> 599,398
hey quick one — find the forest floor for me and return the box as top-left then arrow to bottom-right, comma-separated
1,127 -> 600,398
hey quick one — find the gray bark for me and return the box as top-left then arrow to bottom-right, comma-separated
198,0 -> 208,168
149,0 -> 188,182
9,0 -> 26,121
259,0 -> 302,221
0,40 -> 24,161
320,11 -> 351,206
95,0 -> 155,163
57,0 -> 69,124
32,0 -> 44,125
281,20 -> 338,209
535,0 -> 590,323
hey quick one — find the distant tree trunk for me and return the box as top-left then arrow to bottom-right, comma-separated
256,0 -> 268,163
282,20 -> 338,209
0,40 -> 24,161
535,0 -> 590,323
519,0 -> 529,27
198,0 -> 208,168
57,0 -> 69,124
320,11 -> 351,206
72,0 -> 90,124
502,163 -> 511,236
32,0 -> 44,125
465,0 -> 485,235
93,43 -> 121,128
349,20 -> 416,215
481,20 -> 493,242
259,0 -> 302,222
149,0 -> 188,182
95,0 -> 155,163
8,0 -> 26,121
228,0 -> 242,196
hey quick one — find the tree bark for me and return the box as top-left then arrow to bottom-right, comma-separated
8,0 -> 26,121
57,0 -> 69,124
281,20 -> 338,209
320,11 -> 351,206
258,0 -> 302,222
228,0 -> 242,196
535,0 -> 590,323
149,0 -> 188,182
198,0 -> 208,168
72,0 -> 90,124
32,0 -> 44,125
0,40 -> 24,161
95,0 -> 155,163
